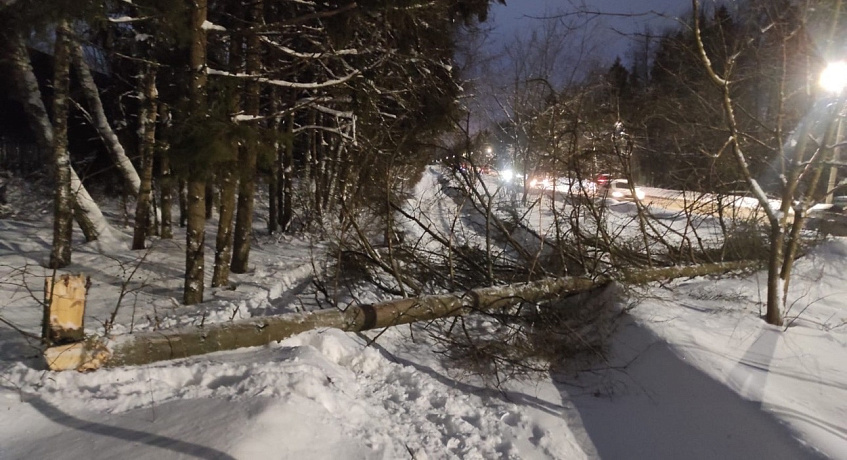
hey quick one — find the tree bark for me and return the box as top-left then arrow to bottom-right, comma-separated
212,167 -> 237,287
268,90 -> 280,234
211,27 -> 243,287
183,0 -> 209,305
184,179 -> 206,304
230,0 -> 263,273
281,110 -> 294,231
178,179 -> 188,228
132,65 -> 158,250
159,104 -> 174,239
49,22 -> 73,269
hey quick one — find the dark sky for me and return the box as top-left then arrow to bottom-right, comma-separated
488,0 -> 692,65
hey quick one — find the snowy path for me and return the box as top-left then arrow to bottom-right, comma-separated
2,328 -> 583,459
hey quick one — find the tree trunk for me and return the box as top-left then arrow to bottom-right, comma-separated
766,226 -> 784,326
184,179 -> 206,304
212,29 -> 243,287
212,167 -> 237,287
183,0 -> 209,305
132,65 -> 158,250
159,104 -> 174,240
71,43 -> 141,195
313,114 -> 325,220
268,90 -> 280,234
230,0 -> 263,274
44,261 -> 758,371
268,167 -> 279,234
49,22 -> 73,269
205,180 -> 216,219
281,110 -> 294,231
178,179 -> 188,227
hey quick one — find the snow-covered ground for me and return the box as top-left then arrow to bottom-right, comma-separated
1,168 -> 846,459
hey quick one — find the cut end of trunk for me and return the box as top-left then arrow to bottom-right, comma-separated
44,340 -> 111,372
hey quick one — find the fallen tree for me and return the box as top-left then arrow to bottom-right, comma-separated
44,260 -> 757,371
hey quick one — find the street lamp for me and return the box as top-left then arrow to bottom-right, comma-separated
821,61 -> 847,203
820,60 -> 847,94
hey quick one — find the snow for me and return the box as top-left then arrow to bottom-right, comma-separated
201,20 -> 227,32
1,167 -> 846,459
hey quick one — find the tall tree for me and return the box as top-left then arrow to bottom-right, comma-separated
212,24 -> 244,288
230,0 -> 263,274
49,22 -> 74,269
183,0 -> 210,305
131,65 -> 158,250
690,0 -> 832,325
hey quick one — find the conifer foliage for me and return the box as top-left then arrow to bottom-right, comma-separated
0,0 -> 504,303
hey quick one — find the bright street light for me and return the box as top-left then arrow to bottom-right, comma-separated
820,60 -> 847,94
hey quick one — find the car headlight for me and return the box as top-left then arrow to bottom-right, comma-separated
612,191 -> 623,198
501,169 -> 514,182
635,189 -> 645,200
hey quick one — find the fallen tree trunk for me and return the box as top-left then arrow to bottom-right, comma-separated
44,260 -> 758,371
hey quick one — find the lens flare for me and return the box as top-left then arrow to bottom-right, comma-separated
820,61 -> 847,94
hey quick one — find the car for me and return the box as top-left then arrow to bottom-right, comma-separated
529,175 -> 552,189
595,173 -> 612,187
601,178 -> 645,201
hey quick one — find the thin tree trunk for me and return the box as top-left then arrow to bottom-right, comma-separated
212,28 -> 243,287
49,22 -> 73,269
178,178 -> 188,227
212,168 -> 237,287
323,143 -> 341,212
184,179 -> 206,304
132,65 -> 158,250
230,0 -> 263,274
268,168 -> 279,234
71,43 -> 141,195
307,109 -> 317,216
205,180 -> 216,218
281,110 -> 294,231
159,104 -> 174,239
268,90 -> 280,234
314,116 -> 325,220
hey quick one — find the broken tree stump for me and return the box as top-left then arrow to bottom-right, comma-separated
42,274 -> 88,345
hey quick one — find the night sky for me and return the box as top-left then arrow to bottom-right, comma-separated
488,0 -> 694,65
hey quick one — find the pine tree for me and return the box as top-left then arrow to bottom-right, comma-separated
49,22 -> 74,269
183,0 -> 210,305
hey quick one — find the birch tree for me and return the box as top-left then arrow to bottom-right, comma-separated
690,0 -> 842,325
